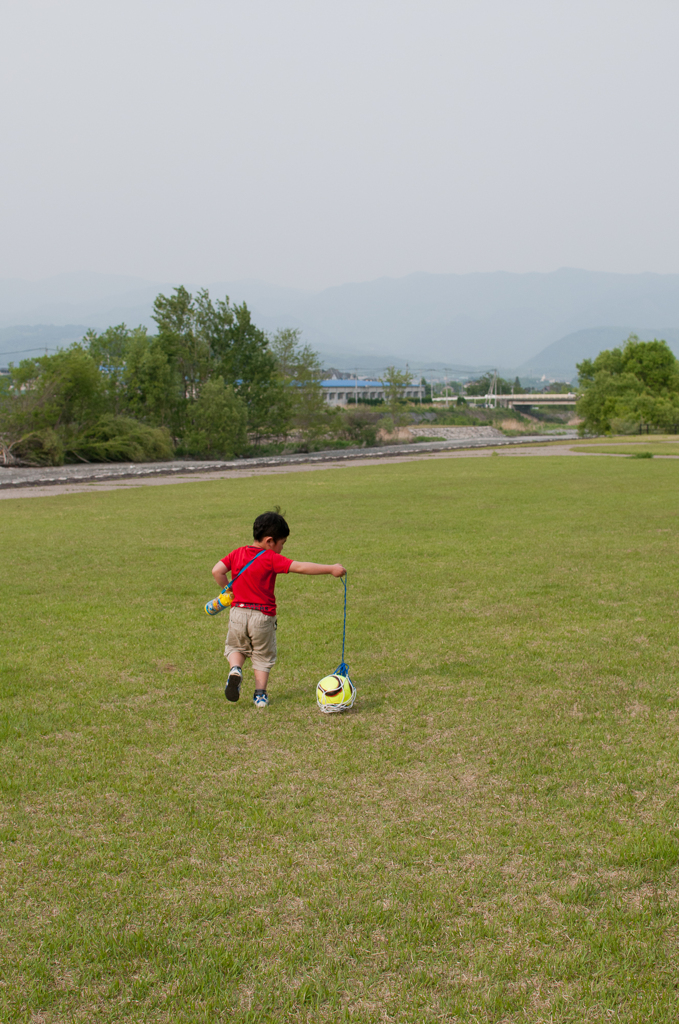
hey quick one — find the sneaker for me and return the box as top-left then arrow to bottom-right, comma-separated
253,691 -> 269,708
225,666 -> 242,702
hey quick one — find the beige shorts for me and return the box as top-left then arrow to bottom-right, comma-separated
224,607 -> 278,672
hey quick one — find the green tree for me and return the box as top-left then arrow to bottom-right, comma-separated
85,324 -> 131,367
152,287 -> 212,435
152,287 -> 289,441
121,333 -> 175,427
182,377 -> 247,458
0,346 -> 104,465
380,366 -> 413,428
194,290 -> 289,439
577,336 -> 679,434
86,324 -> 148,415
270,328 -> 328,444
465,372 -> 513,396
5,346 -> 103,434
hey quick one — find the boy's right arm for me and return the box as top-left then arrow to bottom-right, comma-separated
289,561 -> 346,577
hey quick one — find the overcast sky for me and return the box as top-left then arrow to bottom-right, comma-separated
1,0 -> 678,289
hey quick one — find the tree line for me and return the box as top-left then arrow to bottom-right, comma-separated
0,287 -> 416,466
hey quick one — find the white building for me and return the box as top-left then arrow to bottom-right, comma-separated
321,378 -> 425,406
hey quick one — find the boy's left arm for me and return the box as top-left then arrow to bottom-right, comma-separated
212,561 -> 230,589
289,561 -> 346,577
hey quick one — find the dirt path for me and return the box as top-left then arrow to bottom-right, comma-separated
1,442 -> 649,500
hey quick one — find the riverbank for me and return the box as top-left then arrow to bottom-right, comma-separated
0,432 -> 579,490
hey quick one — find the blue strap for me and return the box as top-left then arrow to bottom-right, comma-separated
334,574 -> 349,677
222,548 -> 267,594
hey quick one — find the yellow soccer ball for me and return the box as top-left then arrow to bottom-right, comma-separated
316,674 -> 356,713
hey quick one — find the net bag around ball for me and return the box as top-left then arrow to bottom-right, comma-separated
316,575 -> 356,713
316,672 -> 356,712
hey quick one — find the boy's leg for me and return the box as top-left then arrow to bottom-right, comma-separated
253,669 -> 270,691
224,609 -> 252,702
249,613 -> 277,703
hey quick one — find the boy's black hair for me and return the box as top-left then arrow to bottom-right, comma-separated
253,509 -> 290,542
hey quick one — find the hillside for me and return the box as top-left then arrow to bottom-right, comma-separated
517,327 -> 679,382
2,269 -> 679,370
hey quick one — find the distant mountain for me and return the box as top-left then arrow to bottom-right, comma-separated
0,324 -> 90,363
2,269 -> 679,369
0,273 -> 167,338
247,268 -> 679,368
518,327 -> 679,381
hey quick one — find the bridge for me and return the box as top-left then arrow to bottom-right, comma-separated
463,392 -> 578,409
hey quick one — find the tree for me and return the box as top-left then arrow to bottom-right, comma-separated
4,346 -> 103,435
121,333 -> 174,427
465,372 -> 513,396
182,377 -> 247,458
0,345 -> 105,465
86,324 -> 148,415
270,328 -> 328,444
577,336 -> 679,434
151,287 -> 289,442
152,287 -> 212,435
195,290 -> 289,440
380,366 -> 413,428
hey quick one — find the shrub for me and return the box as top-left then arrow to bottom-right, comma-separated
2,429 -> 65,466
67,416 -> 173,463
336,407 -> 381,447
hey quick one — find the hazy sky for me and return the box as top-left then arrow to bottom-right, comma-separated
2,0 -> 678,289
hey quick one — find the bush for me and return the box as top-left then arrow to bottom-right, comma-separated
336,407 -> 381,447
3,429 -> 65,467
67,416 -> 173,463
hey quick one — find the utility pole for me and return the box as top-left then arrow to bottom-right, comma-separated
485,369 -> 498,408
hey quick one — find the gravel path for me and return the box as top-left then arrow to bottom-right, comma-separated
0,443 -> 586,499
0,433 -> 580,493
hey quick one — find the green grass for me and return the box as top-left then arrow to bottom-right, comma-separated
572,444 -> 679,457
2,456 -> 679,1022
571,436 -> 679,457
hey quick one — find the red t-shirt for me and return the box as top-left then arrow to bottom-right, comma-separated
221,545 -> 292,616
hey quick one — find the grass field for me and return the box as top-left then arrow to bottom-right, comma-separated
572,445 -> 679,457
571,436 -> 679,458
2,455 -> 679,1023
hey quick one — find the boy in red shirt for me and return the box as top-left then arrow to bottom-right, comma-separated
211,510 -> 346,708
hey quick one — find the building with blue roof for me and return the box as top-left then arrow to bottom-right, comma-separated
320,378 -> 424,406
